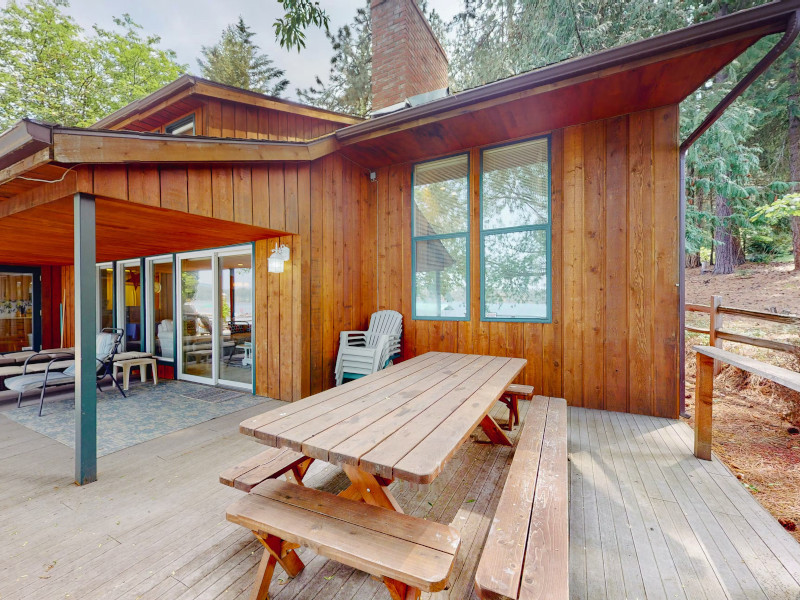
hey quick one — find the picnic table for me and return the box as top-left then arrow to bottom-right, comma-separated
241,351 -> 526,492
230,351 -> 526,599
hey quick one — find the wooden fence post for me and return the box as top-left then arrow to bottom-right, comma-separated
694,352 -> 714,460
709,295 -> 723,375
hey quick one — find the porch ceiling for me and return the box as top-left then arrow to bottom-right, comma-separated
0,196 -> 281,265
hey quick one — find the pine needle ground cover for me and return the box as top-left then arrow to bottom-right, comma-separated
684,261 -> 800,542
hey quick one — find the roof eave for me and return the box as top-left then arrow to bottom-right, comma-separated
0,120 -> 53,172
337,0 -> 800,142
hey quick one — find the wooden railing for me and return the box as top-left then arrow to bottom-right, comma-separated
693,346 -> 800,460
686,295 -> 800,373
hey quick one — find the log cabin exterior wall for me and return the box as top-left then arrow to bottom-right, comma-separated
57,106 -> 679,418
374,105 -> 680,417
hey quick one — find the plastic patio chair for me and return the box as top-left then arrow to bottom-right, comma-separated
5,328 -> 127,416
334,310 -> 402,386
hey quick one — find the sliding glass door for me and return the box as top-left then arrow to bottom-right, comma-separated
177,245 -> 252,389
117,260 -> 143,352
146,256 -> 175,361
218,251 -> 253,386
0,269 -> 38,352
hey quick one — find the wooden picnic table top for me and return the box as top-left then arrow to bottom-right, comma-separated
240,352 -> 526,485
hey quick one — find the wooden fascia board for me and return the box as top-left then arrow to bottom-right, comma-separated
101,87 -> 196,131
191,81 -> 362,125
338,25 -> 775,147
0,121 -> 52,171
0,148 -> 53,188
52,130 -> 341,164
0,169 -> 78,219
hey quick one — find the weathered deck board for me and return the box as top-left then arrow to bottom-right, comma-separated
569,407 -> 800,600
2,397 -> 799,600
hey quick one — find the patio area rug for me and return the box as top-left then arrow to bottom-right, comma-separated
2,380 -> 266,456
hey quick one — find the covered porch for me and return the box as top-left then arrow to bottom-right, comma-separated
0,142 -> 293,483
1,400 -> 798,599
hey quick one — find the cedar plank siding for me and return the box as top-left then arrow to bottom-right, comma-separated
58,106 -> 679,418
375,106 -> 680,417
60,155 -> 376,403
131,97 -> 342,141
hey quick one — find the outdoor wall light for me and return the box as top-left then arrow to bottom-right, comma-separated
268,243 -> 290,273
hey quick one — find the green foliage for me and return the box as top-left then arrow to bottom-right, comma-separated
448,0 -> 690,91
198,17 -> 289,97
181,272 -> 199,302
297,0 -> 444,116
752,193 -> 800,221
297,2 -> 372,117
273,0 -> 330,52
0,0 -> 184,129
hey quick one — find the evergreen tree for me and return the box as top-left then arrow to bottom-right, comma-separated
297,0 -> 446,117
448,0 -> 689,91
297,2 -> 372,117
198,17 -> 289,97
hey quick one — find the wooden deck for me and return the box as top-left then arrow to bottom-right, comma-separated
1,398 -> 799,599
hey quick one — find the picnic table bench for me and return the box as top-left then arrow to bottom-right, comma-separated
225,351 -> 527,600
474,396 -> 569,600
227,479 -> 461,599
219,446 -> 313,491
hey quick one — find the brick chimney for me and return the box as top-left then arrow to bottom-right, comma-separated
370,0 -> 449,112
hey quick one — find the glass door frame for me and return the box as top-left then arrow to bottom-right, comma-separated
96,262 -> 115,334
0,265 -> 41,351
145,255 -> 177,363
176,244 -> 254,391
116,258 -> 144,352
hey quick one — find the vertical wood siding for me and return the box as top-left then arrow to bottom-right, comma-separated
202,99 -> 341,141
58,107 -> 678,417
375,106 -> 680,417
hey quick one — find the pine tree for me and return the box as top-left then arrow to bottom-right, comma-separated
297,2 -> 372,117
198,17 -> 289,97
297,0 -> 446,117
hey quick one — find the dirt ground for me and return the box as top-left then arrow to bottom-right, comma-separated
684,261 -> 800,541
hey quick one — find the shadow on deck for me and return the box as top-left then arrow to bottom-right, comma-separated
1,397 -> 798,599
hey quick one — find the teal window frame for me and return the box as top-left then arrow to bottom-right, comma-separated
480,135 -> 552,324
411,152 -> 471,322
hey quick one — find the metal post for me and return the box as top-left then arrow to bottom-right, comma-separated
679,150 -> 687,417
74,192 -> 97,485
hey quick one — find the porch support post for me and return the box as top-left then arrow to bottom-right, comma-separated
74,192 -> 97,485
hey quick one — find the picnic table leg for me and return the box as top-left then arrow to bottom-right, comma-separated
480,414 -> 513,446
249,532 -> 304,600
342,463 -> 403,512
384,577 -> 421,600
285,457 -> 314,486
340,464 -> 418,599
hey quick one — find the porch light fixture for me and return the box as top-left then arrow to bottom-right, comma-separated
268,243 -> 290,273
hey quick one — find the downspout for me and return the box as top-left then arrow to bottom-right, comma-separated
678,10 -> 800,416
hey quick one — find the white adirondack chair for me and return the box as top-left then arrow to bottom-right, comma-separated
335,310 -> 402,386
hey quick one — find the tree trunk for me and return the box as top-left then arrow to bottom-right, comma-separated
713,194 -> 742,274
789,59 -> 800,271
685,253 -> 701,268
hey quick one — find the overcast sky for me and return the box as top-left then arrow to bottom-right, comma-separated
24,0 -> 464,100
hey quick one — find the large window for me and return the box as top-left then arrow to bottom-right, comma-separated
481,136 -> 551,322
146,257 -> 175,360
412,154 -> 470,320
165,115 -> 195,135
